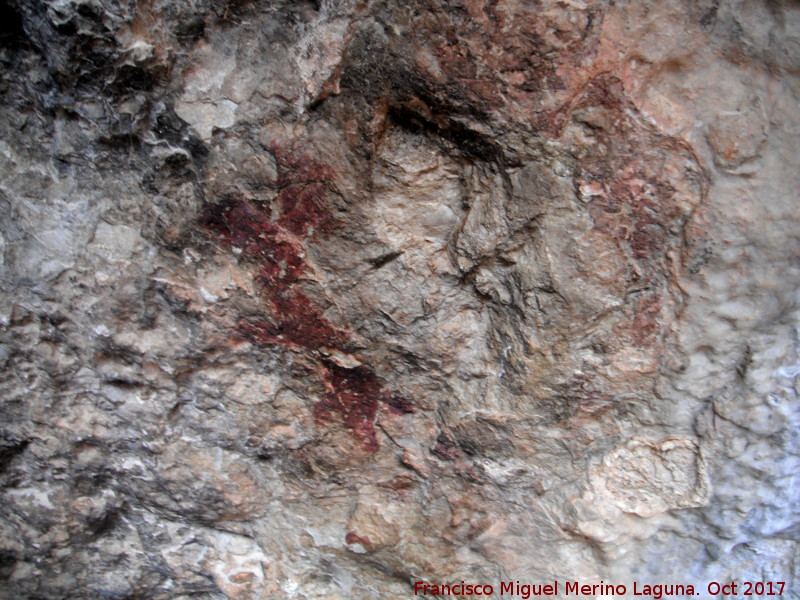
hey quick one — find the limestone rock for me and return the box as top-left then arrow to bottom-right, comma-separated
0,0 -> 798,598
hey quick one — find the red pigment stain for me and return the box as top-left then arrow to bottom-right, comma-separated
560,76 -> 688,283
630,292 -> 663,347
378,474 -> 416,494
204,145 -> 412,450
345,532 -> 373,548
431,430 -> 462,461
316,361 -> 399,452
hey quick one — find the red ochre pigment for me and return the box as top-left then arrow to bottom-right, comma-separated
344,531 -> 373,549
204,145 -> 412,450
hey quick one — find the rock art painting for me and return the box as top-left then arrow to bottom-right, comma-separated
0,0 -> 798,598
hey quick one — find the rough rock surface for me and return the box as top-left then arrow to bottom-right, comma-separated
0,0 -> 798,598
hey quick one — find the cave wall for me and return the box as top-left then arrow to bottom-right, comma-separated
0,0 -> 799,598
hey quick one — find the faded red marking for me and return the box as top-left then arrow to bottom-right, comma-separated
204,145 -> 413,450
432,430 -> 461,461
316,361 -> 392,452
558,76 -> 692,286
378,474 -> 416,494
345,531 -> 373,549
630,292 -> 663,347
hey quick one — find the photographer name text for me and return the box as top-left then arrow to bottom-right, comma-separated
413,579 -> 787,598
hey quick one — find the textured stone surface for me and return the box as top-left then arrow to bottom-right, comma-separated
0,0 -> 798,598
